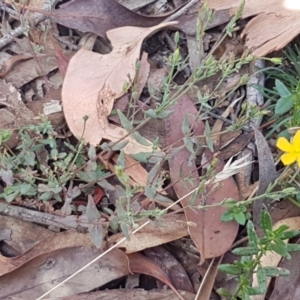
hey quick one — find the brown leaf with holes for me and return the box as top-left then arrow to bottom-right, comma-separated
166,95 -> 239,262
207,0 -> 300,56
62,23 -> 175,154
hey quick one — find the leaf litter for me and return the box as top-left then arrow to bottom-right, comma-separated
1,0 -> 300,299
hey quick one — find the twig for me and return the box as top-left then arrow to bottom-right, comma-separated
0,202 -> 80,230
0,1 -> 20,18
0,0 -> 54,50
163,0 -> 200,22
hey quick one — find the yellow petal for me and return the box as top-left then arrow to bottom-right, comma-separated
281,153 -> 297,165
292,130 -> 300,151
276,137 -> 293,152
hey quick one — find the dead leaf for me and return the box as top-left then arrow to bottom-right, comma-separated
0,215 -> 54,255
195,256 -> 223,300
253,128 -> 277,232
62,23 -> 175,154
269,240 -> 300,300
0,51 -> 57,89
206,0 -> 300,56
219,132 -> 254,160
107,214 -> 188,253
0,230 -> 94,276
135,52 -> 150,101
0,246 -> 129,299
54,288 -> 196,300
166,95 -> 239,262
0,53 -> 33,78
128,252 -> 185,300
144,246 -> 194,293
50,0 -> 167,38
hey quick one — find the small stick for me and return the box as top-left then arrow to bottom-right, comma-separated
0,202 -> 80,230
164,0 -> 199,22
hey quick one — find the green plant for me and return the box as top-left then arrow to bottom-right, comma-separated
261,45 -> 300,138
218,209 -> 300,300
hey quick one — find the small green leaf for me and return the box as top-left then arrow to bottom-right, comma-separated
269,243 -> 290,259
86,194 -> 100,223
257,266 -> 267,293
130,152 -> 150,163
280,230 -> 300,240
232,246 -> 259,256
260,209 -> 273,235
117,109 -> 132,132
144,109 -> 158,118
147,161 -> 160,184
157,110 -> 174,119
111,140 -> 129,151
275,95 -> 294,115
234,211 -> 246,225
132,131 -> 151,146
218,264 -> 243,275
144,185 -> 156,199
264,267 -> 290,277
221,210 -> 234,222
217,288 -> 232,298
120,221 -> 130,240
275,79 -> 291,98
97,179 -> 115,191
182,115 -> 190,135
247,220 -> 259,246
117,150 -> 126,168
286,243 -> 300,252
89,224 -> 103,249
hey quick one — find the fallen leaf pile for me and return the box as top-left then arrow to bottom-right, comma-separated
1,0 -> 300,299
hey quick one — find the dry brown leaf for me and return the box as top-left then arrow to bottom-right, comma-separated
195,256 -> 223,300
107,214 -> 188,253
0,215 -> 54,256
62,23 -> 175,154
253,128 -> 277,232
0,230 -> 93,276
166,95 -> 239,262
269,240 -> 300,300
251,217 -> 300,300
55,289 -> 196,300
0,246 -> 129,299
50,0 -> 167,38
128,252 -> 185,300
207,0 -> 300,56
144,246 -> 194,293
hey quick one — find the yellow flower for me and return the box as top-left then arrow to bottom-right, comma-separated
276,130 -> 300,167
